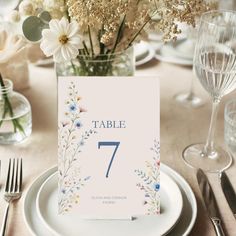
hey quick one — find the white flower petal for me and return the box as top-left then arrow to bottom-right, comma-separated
61,45 -> 72,61
66,44 -> 79,57
69,36 -> 81,47
42,29 -> 57,41
49,19 -> 62,34
60,17 -> 69,34
53,49 -> 64,62
40,40 -> 60,56
67,21 -> 79,38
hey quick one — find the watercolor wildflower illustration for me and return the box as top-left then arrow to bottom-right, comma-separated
58,81 -> 97,214
135,140 -> 160,215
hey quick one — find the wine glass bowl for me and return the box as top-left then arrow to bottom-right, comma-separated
182,10 -> 236,173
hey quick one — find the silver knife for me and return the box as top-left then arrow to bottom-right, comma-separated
220,171 -> 236,219
197,169 -> 226,236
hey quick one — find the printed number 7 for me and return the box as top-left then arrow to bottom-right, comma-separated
98,142 -> 120,178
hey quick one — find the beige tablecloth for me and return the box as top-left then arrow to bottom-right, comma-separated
0,60 -> 235,236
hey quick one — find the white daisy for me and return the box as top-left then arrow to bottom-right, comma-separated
40,17 -> 82,62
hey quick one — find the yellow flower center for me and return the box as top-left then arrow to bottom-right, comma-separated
59,35 -> 69,45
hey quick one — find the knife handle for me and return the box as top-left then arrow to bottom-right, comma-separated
211,217 -> 225,236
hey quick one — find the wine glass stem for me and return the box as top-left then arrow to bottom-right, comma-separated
188,77 -> 194,99
203,99 -> 220,158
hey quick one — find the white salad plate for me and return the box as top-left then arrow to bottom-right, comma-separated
134,41 -> 155,66
24,164 -> 197,236
36,171 -> 182,236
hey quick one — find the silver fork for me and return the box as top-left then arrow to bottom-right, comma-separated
0,158 -> 23,236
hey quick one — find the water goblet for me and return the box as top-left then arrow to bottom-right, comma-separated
182,10 -> 236,172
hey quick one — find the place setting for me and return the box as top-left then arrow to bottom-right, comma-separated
0,1 -> 236,236
23,162 -> 197,236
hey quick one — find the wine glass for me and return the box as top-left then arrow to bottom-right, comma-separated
182,10 -> 236,173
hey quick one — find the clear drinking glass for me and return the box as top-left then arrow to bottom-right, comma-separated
182,10 -> 236,172
225,99 -> 236,153
0,79 -> 32,144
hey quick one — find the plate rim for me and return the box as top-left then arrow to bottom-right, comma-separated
161,164 -> 197,236
134,41 -> 150,60
36,170 -> 183,236
23,166 -> 57,236
162,39 -> 195,60
23,164 -> 197,236
136,45 -> 155,66
155,46 -> 193,66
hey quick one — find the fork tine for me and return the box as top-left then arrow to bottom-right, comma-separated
10,159 -> 15,193
14,159 -> 19,192
5,159 -> 11,192
19,158 -> 23,192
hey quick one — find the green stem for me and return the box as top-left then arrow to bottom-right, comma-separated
126,17 -> 152,49
0,74 -> 26,135
111,15 -> 126,54
82,41 -> 89,55
88,25 -> 94,57
70,60 -> 77,75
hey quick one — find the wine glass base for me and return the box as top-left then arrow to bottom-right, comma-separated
182,143 -> 233,173
174,92 -> 204,108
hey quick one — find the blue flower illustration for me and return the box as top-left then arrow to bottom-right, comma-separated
75,121 -> 83,129
61,189 -> 66,194
153,183 -> 160,192
69,103 -> 77,112
79,140 -> 85,146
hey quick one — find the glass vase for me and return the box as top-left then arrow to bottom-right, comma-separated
0,79 -> 32,144
56,47 -> 135,76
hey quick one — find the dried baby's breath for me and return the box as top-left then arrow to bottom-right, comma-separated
67,0 -> 217,52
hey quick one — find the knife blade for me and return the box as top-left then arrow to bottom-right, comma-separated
197,169 -> 226,236
220,171 -> 236,220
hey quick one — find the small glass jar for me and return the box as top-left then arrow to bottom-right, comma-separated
0,79 -> 32,144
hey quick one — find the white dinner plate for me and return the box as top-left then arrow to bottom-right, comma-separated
134,41 -> 155,66
134,41 -> 150,60
162,39 -> 195,60
23,164 -> 197,236
36,171 -> 183,236
155,47 -> 193,66
136,46 -> 155,66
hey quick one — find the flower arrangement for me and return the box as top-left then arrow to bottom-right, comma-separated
19,0 -> 216,75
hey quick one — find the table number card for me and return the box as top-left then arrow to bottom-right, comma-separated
58,76 -> 160,219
